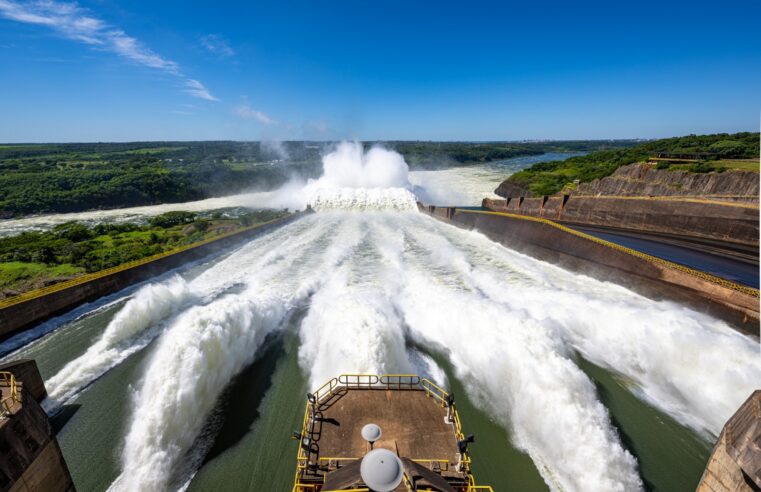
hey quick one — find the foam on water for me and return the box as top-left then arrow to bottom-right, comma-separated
309,187 -> 419,212
56,144 -> 755,492
109,289 -> 289,492
298,220 -> 414,385
41,216 -> 337,409
109,217 -> 367,491
408,215 -> 761,437
44,277 -> 196,409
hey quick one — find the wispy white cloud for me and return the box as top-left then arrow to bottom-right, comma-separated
234,104 -> 276,125
200,34 -> 234,57
0,0 -> 217,101
185,79 -> 218,101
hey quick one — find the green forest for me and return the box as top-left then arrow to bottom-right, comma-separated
0,142 -> 321,217
0,209 -> 288,298
0,140 -> 635,217
503,132 -> 760,196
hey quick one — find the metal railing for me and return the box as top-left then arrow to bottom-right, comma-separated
292,373 -> 493,492
0,371 -> 20,415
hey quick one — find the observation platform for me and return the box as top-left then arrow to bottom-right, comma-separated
292,374 -> 492,492
1,360 -> 74,492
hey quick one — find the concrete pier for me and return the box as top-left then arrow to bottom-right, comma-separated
0,360 -> 74,492
697,391 -> 761,492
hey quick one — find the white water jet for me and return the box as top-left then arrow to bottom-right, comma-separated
109,289 -> 289,492
309,187 -> 418,212
299,266 -> 413,387
89,144 -> 757,492
410,214 -> 761,437
272,141 -> 422,211
44,277 -> 196,408
110,217 -> 368,491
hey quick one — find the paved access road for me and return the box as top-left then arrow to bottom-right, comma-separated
565,223 -> 759,288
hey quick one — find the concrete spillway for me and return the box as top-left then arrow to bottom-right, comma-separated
0,360 -> 73,492
424,205 -> 759,331
1,204 -> 758,492
1,142 -> 758,491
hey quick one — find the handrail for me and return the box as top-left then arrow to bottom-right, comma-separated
0,371 -> 20,414
293,373 -> 492,491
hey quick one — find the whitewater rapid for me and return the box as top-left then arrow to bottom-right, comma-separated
38,207 -> 752,492
0,151 -> 579,237
51,212 -> 744,490
19,143 -> 759,491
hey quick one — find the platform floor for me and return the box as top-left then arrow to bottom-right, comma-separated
310,388 -> 461,471
1,381 -> 22,421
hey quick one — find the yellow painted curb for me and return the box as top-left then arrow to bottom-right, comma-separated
455,209 -> 759,298
0,215 -> 292,310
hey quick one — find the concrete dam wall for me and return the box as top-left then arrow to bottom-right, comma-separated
1,360 -> 74,492
697,390 -> 761,492
0,213 -> 304,340
421,204 -> 759,332
482,195 -> 759,247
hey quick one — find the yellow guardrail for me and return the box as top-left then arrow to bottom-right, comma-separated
1,371 -> 20,414
455,209 -> 760,298
292,373 -> 492,492
0,215 -> 293,310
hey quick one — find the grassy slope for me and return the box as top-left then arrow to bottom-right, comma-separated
0,210 -> 288,298
504,132 -> 759,196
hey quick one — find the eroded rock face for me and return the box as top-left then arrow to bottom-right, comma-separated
573,163 -> 759,199
494,180 -> 533,199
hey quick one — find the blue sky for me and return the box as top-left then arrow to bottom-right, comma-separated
0,0 -> 759,142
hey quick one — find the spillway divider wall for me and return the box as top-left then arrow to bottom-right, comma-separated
456,209 -> 759,297
0,212 -> 305,339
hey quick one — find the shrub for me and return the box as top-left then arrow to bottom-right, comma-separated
149,211 -> 197,228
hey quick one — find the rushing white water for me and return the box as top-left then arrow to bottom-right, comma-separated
22,142 -> 757,492
309,187 -> 418,212
43,277 -> 196,409
109,215 -> 367,491
408,152 -> 582,206
399,215 -> 761,437
0,192 -> 285,237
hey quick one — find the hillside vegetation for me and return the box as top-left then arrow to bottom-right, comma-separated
0,209 -> 287,298
503,132 -> 759,197
388,140 -> 636,168
0,142 -> 321,217
0,140 -> 636,217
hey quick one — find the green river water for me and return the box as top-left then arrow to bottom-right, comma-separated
6,303 -> 711,491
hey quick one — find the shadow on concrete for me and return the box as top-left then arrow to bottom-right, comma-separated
50,404 -> 81,434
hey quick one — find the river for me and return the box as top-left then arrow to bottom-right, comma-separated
1,147 -> 758,491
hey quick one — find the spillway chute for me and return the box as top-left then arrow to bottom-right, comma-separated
307,187 -> 419,212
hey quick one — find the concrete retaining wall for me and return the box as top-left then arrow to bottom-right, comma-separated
1,360 -> 74,492
0,213 -> 304,340
697,391 -> 761,492
421,205 -> 759,333
483,195 -> 759,247
0,361 -> 46,402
